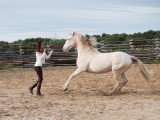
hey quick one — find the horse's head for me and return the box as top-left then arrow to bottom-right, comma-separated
62,32 -> 77,53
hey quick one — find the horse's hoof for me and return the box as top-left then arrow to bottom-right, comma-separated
106,92 -> 113,96
105,92 -> 113,96
100,90 -> 113,96
63,87 -> 68,91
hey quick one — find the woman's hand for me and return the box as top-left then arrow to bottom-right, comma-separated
156,55 -> 160,60
51,49 -> 54,52
43,48 -> 46,52
155,48 -> 160,51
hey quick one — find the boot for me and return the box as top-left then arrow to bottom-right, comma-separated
28,82 -> 37,94
36,82 -> 42,96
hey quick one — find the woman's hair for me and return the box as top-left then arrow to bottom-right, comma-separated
36,42 -> 43,53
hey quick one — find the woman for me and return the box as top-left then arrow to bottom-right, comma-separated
29,42 -> 54,95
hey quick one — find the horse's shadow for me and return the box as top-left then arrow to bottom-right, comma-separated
100,90 -> 160,96
49,88 -> 160,97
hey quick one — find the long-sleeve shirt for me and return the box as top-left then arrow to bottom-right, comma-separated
35,51 -> 53,67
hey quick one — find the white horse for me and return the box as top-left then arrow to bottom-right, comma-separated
62,32 -> 152,95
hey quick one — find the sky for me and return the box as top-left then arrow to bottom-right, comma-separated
0,0 -> 160,42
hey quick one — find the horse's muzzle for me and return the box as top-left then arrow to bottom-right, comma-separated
62,48 -> 68,53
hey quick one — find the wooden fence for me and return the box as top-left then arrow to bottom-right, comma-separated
100,38 -> 160,63
0,39 -> 160,69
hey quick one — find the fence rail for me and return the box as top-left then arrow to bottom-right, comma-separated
0,39 -> 160,69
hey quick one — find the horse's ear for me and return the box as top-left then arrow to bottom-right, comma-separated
73,32 -> 76,36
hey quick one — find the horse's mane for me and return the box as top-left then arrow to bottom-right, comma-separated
75,32 -> 97,47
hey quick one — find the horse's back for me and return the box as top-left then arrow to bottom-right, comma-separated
111,52 -> 132,64
88,52 -> 132,73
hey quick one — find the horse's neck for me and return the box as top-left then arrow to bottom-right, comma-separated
76,44 -> 97,57
77,45 -> 85,57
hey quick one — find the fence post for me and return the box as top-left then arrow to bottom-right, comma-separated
47,43 -> 53,66
100,41 -> 105,52
74,48 -> 77,53
19,44 -> 24,67
47,43 -> 52,52
129,40 -> 134,54
155,38 -> 160,58
155,38 -> 160,49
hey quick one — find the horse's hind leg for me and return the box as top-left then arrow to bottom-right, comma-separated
116,73 -> 128,91
109,67 -> 130,95
110,70 -> 124,94
121,73 -> 128,87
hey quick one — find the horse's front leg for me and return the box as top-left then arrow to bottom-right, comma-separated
63,68 -> 84,91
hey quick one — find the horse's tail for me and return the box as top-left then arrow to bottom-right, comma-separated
131,56 -> 152,81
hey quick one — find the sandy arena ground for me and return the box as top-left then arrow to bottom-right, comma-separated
0,64 -> 160,120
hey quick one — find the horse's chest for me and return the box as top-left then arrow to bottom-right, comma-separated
77,57 -> 90,64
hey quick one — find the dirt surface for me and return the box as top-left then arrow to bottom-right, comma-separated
0,64 -> 160,120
